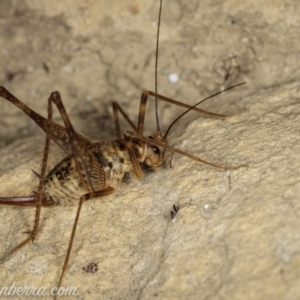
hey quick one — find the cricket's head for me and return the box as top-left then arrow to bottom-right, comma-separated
144,131 -> 165,168
144,83 -> 245,169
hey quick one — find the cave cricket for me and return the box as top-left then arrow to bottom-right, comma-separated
0,0 -> 247,295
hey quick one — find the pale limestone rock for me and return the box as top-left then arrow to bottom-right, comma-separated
0,1 -> 300,300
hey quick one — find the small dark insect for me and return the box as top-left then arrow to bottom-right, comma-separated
170,204 -> 180,219
0,0 -> 247,298
83,262 -> 99,274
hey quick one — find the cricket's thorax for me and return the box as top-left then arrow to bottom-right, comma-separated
44,139 -> 147,205
91,139 -> 147,187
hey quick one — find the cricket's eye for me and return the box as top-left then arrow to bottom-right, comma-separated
147,137 -> 159,154
151,146 -> 159,154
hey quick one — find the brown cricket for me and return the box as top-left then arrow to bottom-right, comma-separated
0,0 -> 247,297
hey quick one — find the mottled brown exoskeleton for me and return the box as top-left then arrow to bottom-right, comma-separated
0,0 -> 247,297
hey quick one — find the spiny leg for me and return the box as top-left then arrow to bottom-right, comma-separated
49,92 -> 113,293
112,82 -> 245,139
112,101 -> 137,139
136,90 -> 235,136
55,188 -> 114,298
0,166 -> 54,206
0,86 -> 92,155
0,195 -> 54,206
50,92 -> 107,192
1,93 -> 54,260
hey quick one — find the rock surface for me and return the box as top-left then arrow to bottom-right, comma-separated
0,1 -> 300,299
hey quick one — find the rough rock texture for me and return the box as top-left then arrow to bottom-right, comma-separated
0,1 -> 300,299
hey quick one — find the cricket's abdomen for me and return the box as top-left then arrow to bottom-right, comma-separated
44,156 -> 89,205
43,140 -> 135,206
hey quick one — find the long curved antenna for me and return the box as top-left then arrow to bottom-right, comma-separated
155,0 -> 163,133
163,82 -> 246,140
125,131 -> 248,170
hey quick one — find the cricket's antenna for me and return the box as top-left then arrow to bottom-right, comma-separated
163,82 -> 247,140
155,0 -> 162,133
